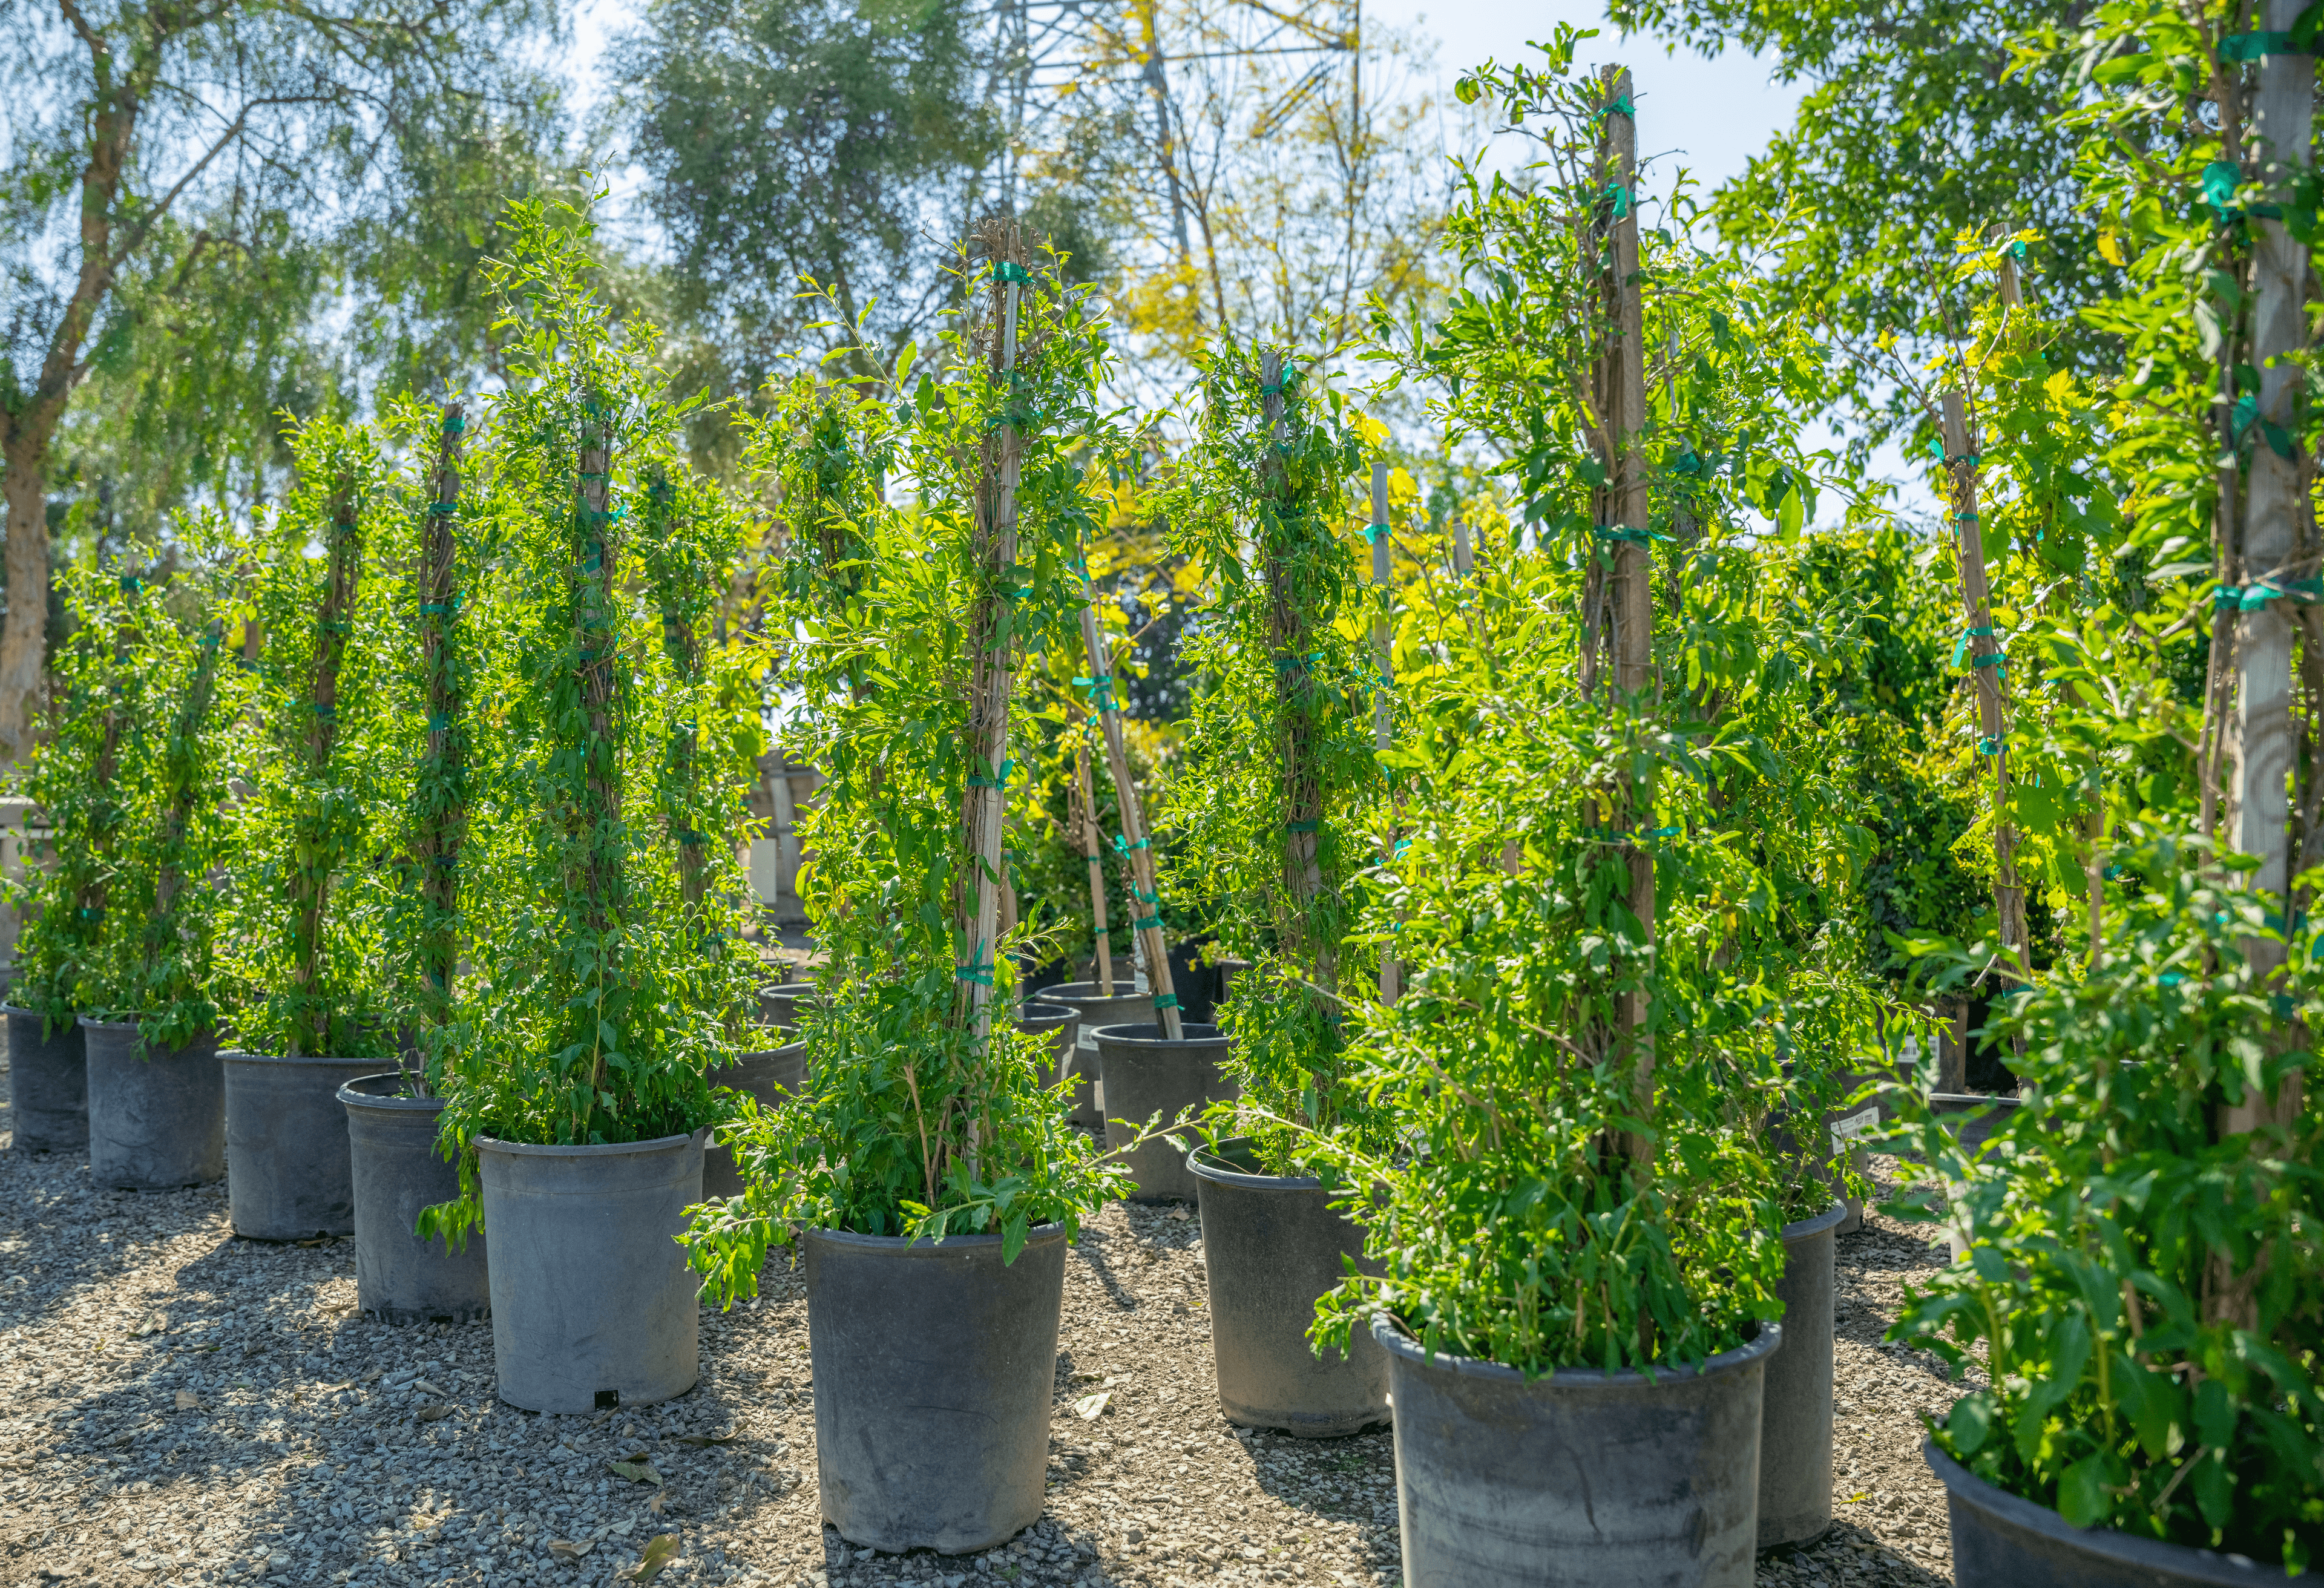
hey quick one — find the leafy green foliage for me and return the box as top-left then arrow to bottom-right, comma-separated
1888,836 -> 2324,1572
684,238 -> 1139,1303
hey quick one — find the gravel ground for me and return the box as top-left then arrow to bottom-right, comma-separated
1,1049 -> 1968,1588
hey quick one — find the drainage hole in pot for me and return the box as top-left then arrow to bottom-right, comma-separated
595,1390 -> 619,1411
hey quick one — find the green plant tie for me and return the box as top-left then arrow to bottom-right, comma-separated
195,633 -> 220,648
1275,652 -> 1324,671
1601,180 -> 1632,218
2222,31 -> 2306,60
1152,993 -> 1180,1011
1952,625 -> 1996,666
1947,510 -> 1979,525
441,415 -> 465,435
967,758 -> 1014,790
427,714 -> 451,732
310,703 -> 336,718
582,507 -> 625,525
428,502 -> 459,516
120,575 -> 142,594
1592,525 -> 1667,545
1971,652 -> 2007,680
1131,884 -> 1158,903
1258,365 -> 1299,395
1978,735 -> 2003,756
1597,93 -> 1635,120
2203,160 -> 2253,222
992,261 -> 1033,284
1925,441 -> 1982,467
1285,819 -> 1320,833
1110,834 -> 1151,855
677,831 -> 705,846
955,964 -> 994,986
1131,914 -> 1164,931
322,620 -> 350,635
2158,971 -> 2185,988
1650,826 -> 1681,839
1365,522 -> 1391,543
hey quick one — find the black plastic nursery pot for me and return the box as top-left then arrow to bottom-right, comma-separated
1015,1005 -> 1077,1103
223,1051 -> 381,1239
4,1005 -> 87,1152
1924,1441 -> 2314,1587
1032,982 -> 1152,1127
1759,1201 -> 1846,1550
476,1129 -> 709,1413
82,1019 -> 225,1190
1091,1022 -> 1238,1202
339,1074 -> 490,1324
1376,1316 -> 1780,1587
758,981 -> 820,1032
1930,1092 -> 2024,1157
1189,1147 -> 1387,1437
704,1042 -> 807,1201
804,1222 -> 1069,1554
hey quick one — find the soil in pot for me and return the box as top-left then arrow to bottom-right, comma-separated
1924,1440 -> 2311,1587
1032,982 -> 1151,1127
804,1223 -> 1069,1554
1759,1201 -> 1846,1550
478,1129 -> 708,1413
704,1043 -> 807,1200
1377,1315 -> 1779,1587
339,1074 -> 490,1324
82,1019 -> 225,1190
1089,1021 -> 1236,1202
4,1006 -> 87,1153
224,1052 -> 384,1239
1190,1144 -> 1387,1436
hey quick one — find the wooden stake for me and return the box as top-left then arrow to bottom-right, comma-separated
416,404 -> 467,1037
1075,740 -> 1114,996
288,468 -> 363,1057
1260,350 -> 1333,996
1370,461 -> 1400,1005
2223,0 -> 2312,1136
954,235 -> 1030,1048
1604,67 -> 1655,1170
1077,599 -> 1182,1036
1941,390 -> 2029,982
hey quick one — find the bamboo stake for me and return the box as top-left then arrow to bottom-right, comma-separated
1940,391 -> 2029,982
145,618 -> 226,1005
1075,740 -> 1115,996
1604,67 -> 1655,1171
954,232 -> 1030,1048
77,571 -> 142,943
1076,599 -> 1182,1036
1261,350 -> 1333,995
415,404 -> 467,1036
1370,461 -> 1400,1005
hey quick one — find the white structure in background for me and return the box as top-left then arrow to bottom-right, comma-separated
747,752 -> 815,926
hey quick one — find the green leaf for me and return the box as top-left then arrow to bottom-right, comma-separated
1948,1393 -> 1995,1455
2056,1453 -> 2112,1527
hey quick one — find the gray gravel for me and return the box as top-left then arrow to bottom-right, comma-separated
1,1058 -> 1961,1588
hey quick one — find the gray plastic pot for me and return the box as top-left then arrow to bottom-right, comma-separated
1376,1315 -> 1780,1587
1759,1201 -> 1846,1550
1932,1091 -> 2024,1157
4,1005 -> 86,1152
83,1019 -> 225,1190
340,1074 -> 490,1324
1032,982 -> 1152,1126
1190,1147 -> 1387,1436
223,1051 -> 381,1239
758,980 -> 819,1031
804,1222 -> 1068,1554
1925,1440 -> 2314,1586
704,1042 -> 807,1200
476,1129 -> 708,1413
1016,1005 -> 1076,1101
1091,1021 -> 1237,1202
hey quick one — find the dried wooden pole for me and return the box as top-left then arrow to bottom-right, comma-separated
415,404 -> 467,1031
1940,391 -> 2029,982
2224,1 -> 2313,1137
1370,460 -> 1400,1005
1076,599 -> 1182,1035
954,231 -> 1031,1045
1603,67 -> 1655,1171
1075,740 -> 1115,997
1261,350 -> 1332,996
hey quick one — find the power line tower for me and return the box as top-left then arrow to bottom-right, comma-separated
988,0 -> 1360,248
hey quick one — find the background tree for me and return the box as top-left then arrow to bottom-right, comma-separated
0,0 -> 562,752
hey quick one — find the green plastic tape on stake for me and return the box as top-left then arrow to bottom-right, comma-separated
1285,819 -> 1321,834
1365,523 -> 1390,542
2222,31 -> 2304,60
2204,160 -> 2244,220
1131,914 -> 1164,932
955,965 -> 994,986
1952,625 -> 1995,667
992,261 -> 1034,284
1601,180 -> 1632,218
1152,994 -> 1181,1011
441,415 -> 466,435
1978,736 -> 2003,756
1597,93 -> 1635,120
428,502 -> 458,516
1258,365 -> 1299,395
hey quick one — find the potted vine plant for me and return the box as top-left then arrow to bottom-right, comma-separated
338,394 -> 490,1324
5,560 -> 158,1153
1891,836 -> 2324,1582
685,223 -> 1139,1555
422,197 -> 749,1413
1160,343 -> 1394,1436
80,523 -> 243,1191
220,411 -> 403,1240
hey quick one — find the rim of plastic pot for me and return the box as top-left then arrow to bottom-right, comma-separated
1086,1020 -> 1227,1050
760,980 -> 818,997
1187,1144 -> 1319,1193
76,1017 -> 145,1034
1921,1440 -> 2313,1584
1781,1201 -> 1850,1243
802,1222 -> 1068,1255
337,1072 -> 440,1111
1034,982 -> 1149,1006
221,1049 -> 395,1067
1016,1006 -> 1074,1034
1370,1313 -> 1781,1388
721,1040 -> 808,1065
473,1129 -> 705,1160
0,1003 -> 59,1020
1928,1092 -> 2024,1110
